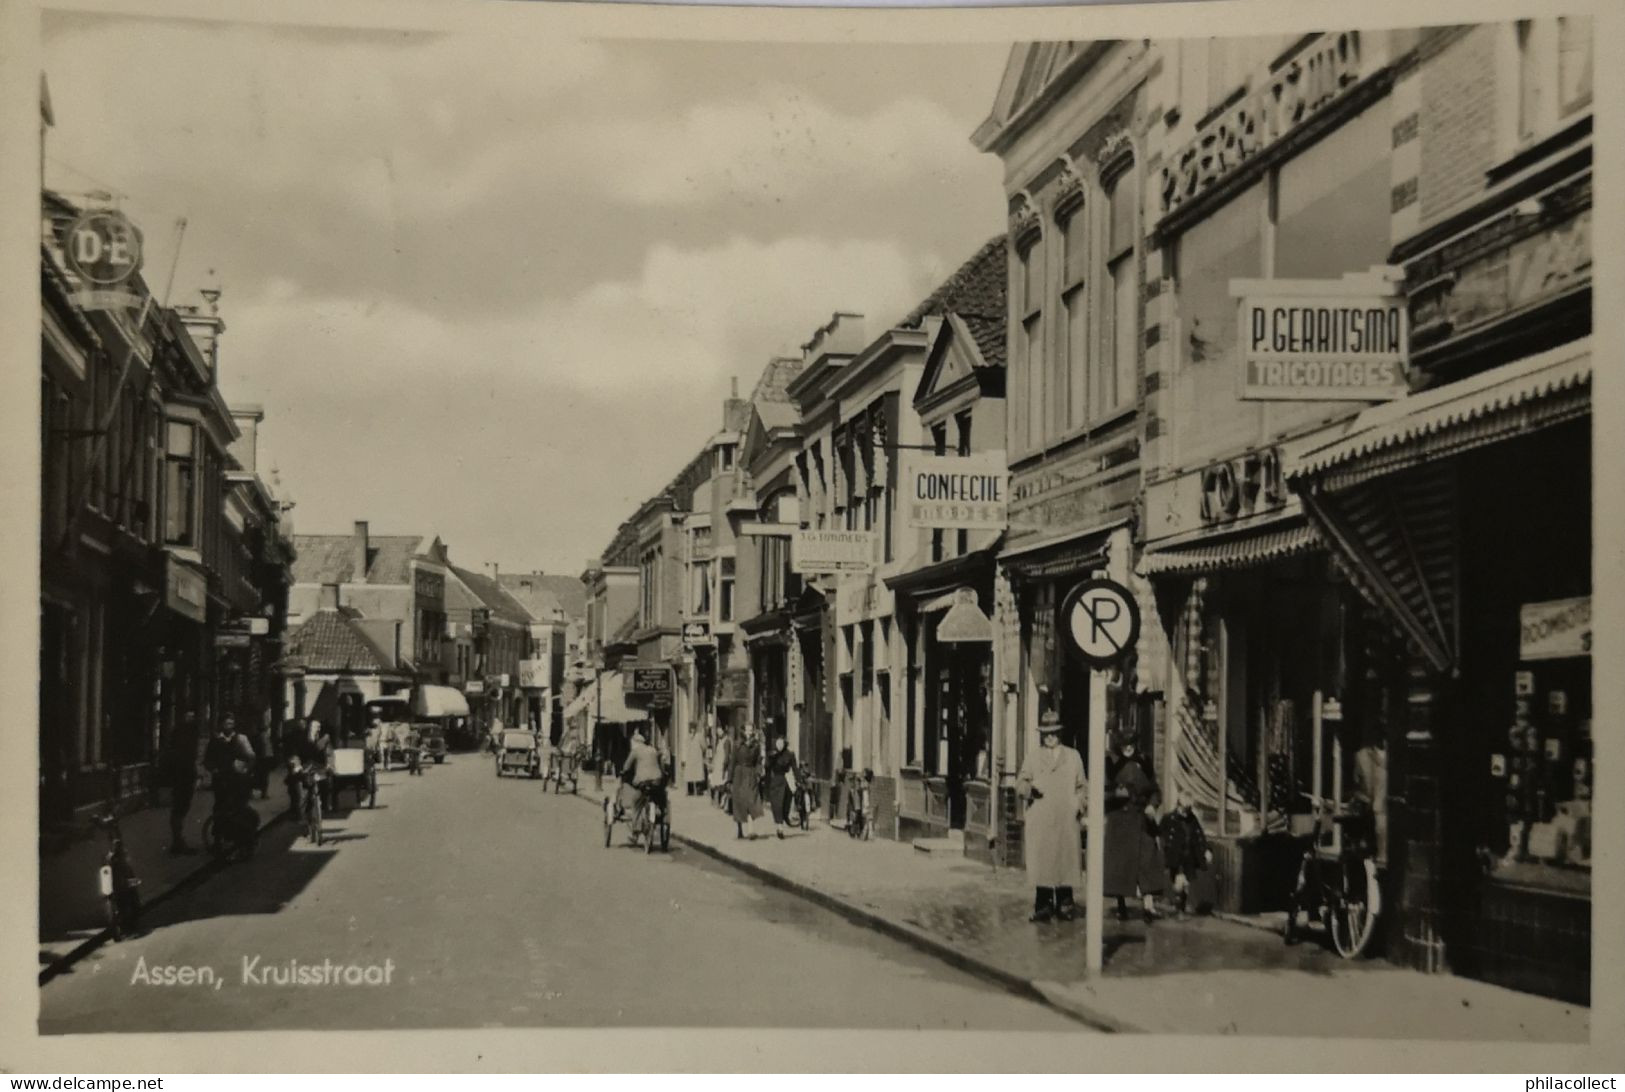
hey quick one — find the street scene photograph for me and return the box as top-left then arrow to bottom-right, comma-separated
27,0 -> 1599,1053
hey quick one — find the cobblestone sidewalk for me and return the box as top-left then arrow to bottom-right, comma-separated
654,792 -> 1588,1041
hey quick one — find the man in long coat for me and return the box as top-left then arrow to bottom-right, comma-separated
1016,710 -> 1086,922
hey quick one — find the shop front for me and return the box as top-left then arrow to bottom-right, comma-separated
1291,341 -> 1592,1001
1140,449 -> 1411,917
889,548 -> 998,856
834,570 -> 900,837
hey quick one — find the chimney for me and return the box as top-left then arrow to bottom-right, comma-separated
320,583 -> 340,610
485,561 -> 499,582
730,377 -> 739,399
353,520 -> 370,584
177,286 -> 226,376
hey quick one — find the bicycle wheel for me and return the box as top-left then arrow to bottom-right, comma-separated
603,811 -> 614,848
1330,863 -> 1380,958
660,819 -> 671,852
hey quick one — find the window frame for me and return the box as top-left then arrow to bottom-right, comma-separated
1097,155 -> 1140,423
163,418 -> 199,549
1011,231 -> 1046,460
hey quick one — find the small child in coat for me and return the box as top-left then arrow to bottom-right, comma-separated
1158,792 -> 1215,917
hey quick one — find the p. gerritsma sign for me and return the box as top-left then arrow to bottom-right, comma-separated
900,451 -> 1009,531
1232,275 -> 1408,402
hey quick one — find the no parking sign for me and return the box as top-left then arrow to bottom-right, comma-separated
1060,577 -> 1140,669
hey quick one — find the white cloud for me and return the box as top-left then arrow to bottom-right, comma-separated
561,88 -> 977,208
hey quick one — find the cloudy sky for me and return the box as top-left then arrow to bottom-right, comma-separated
42,11 -> 1009,575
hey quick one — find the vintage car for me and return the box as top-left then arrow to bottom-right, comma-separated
416,722 -> 448,764
495,729 -> 542,778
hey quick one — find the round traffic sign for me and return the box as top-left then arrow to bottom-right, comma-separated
1060,577 -> 1140,668
63,208 -> 143,287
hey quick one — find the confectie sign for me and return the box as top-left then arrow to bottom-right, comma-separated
1233,276 -> 1409,401
900,452 -> 1008,530
1520,597 -> 1590,661
792,530 -> 874,575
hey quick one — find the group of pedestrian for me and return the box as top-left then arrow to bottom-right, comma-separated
1017,709 -> 1214,925
711,725 -> 801,841
160,708 -> 282,855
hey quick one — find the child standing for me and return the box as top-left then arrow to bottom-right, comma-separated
1159,792 -> 1214,918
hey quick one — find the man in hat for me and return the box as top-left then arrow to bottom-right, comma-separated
1016,709 -> 1087,922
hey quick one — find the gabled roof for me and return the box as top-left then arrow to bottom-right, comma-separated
291,534 -> 424,585
915,312 -> 1007,411
284,608 -> 403,675
750,356 -> 805,404
498,572 -> 588,623
899,235 -> 1007,330
449,566 -> 534,626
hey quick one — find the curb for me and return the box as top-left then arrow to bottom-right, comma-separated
39,809 -> 291,987
571,789 -> 1135,1033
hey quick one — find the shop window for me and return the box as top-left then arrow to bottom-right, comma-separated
163,420 -> 197,547
692,559 -> 712,615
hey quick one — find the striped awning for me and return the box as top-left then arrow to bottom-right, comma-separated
1289,340 -> 1591,491
1140,519 -> 1320,577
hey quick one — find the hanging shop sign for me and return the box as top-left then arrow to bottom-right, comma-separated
624,665 -> 674,705
1232,276 -> 1408,401
792,529 -> 875,575
517,658 -> 549,689
219,617 -> 270,637
164,557 -> 208,624
1160,32 -> 1365,218
464,680 -> 485,695
1061,577 -> 1140,669
1519,597 -> 1591,661
716,668 -> 751,707
214,633 -> 251,649
900,451 -> 1009,531
61,208 -> 145,311
682,620 -> 713,647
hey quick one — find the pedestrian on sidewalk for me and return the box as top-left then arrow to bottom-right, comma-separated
162,711 -> 202,855
731,726 -> 764,839
1104,730 -> 1166,924
1016,710 -> 1086,922
1158,791 -> 1213,917
252,709 -> 274,800
765,735 -> 798,839
709,731 -> 732,810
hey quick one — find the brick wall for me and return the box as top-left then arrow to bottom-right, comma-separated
1418,25 -> 1501,229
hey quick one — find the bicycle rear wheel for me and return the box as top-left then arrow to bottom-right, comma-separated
1330,864 -> 1380,958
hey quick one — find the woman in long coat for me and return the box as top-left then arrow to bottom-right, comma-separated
709,732 -> 732,808
764,736 -> 798,839
1103,733 -> 1166,922
730,727 -> 764,839
1016,712 -> 1086,922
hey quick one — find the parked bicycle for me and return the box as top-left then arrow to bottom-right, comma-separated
92,811 -> 142,939
291,758 -> 326,846
845,768 -> 873,841
1284,791 -> 1382,958
793,763 -> 818,831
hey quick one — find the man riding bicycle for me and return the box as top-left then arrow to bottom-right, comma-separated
619,725 -> 668,838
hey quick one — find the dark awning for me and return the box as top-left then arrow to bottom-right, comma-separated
1140,518 -> 1320,577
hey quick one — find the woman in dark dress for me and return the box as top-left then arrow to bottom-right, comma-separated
730,726 -> 764,839
764,735 -> 798,839
1103,734 -> 1167,923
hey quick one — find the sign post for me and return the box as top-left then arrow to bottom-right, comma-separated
1060,577 -> 1141,976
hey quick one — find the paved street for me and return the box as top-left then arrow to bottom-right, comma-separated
39,755 -> 1083,1034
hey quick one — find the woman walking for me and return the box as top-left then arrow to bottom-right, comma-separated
1015,711 -> 1086,922
709,731 -> 732,808
764,735 -> 798,839
1103,730 -> 1166,923
730,726 -> 764,839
